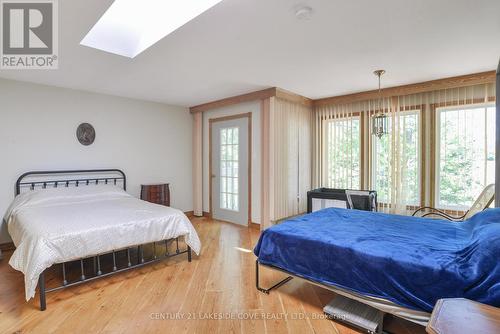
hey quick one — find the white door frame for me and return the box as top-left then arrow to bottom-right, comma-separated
209,112 -> 252,226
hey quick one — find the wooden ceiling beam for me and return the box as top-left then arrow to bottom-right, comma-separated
275,88 -> 314,107
313,70 -> 496,107
189,71 -> 496,113
189,88 -> 277,113
189,87 -> 313,113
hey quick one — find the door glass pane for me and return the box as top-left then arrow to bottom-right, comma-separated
220,127 -> 239,211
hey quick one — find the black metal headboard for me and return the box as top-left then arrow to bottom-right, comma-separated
15,169 -> 126,196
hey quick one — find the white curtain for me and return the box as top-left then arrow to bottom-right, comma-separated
192,112 -> 203,216
271,98 -> 312,221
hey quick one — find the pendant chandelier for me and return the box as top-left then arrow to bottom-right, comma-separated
372,70 -> 388,138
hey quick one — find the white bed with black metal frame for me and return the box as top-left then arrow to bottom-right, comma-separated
5,169 -> 201,311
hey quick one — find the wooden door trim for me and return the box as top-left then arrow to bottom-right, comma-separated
209,112 -> 252,226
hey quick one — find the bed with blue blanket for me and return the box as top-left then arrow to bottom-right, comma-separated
254,207 -> 500,323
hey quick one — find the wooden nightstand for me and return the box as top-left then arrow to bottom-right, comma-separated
140,183 -> 170,206
427,298 -> 500,334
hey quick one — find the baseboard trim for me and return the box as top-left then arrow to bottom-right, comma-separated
250,222 -> 261,230
186,211 -> 260,228
185,211 -> 211,219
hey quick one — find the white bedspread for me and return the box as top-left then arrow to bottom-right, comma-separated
4,186 -> 201,301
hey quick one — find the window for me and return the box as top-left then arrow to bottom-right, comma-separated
436,104 -> 495,210
220,127 -> 239,211
325,117 -> 360,189
372,111 -> 420,205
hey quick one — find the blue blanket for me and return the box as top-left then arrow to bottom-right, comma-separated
254,208 -> 500,312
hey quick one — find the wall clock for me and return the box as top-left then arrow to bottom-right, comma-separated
76,123 -> 96,146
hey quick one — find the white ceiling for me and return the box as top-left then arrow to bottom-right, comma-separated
1,0 -> 499,107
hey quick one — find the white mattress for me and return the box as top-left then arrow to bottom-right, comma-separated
4,185 -> 201,301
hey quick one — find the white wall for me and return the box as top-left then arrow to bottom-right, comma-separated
0,78 -> 193,243
202,101 -> 261,224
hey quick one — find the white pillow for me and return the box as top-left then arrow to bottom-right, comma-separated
4,185 -> 129,222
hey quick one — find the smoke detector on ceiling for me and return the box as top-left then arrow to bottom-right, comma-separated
294,5 -> 313,20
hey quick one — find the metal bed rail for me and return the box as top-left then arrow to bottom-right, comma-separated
39,237 -> 191,310
255,260 -> 430,327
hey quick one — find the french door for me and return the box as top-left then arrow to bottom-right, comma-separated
210,116 -> 249,225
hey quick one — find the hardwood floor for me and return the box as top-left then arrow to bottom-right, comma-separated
0,217 -> 426,334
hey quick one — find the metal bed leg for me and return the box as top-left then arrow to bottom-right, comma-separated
127,248 -> 132,267
187,246 -> 192,262
80,259 -> 86,280
112,251 -> 117,271
97,255 -> 102,276
255,260 -> 293,294
62,263 -> 68,286
39,272 -> 47,311
140,245 -> 145,264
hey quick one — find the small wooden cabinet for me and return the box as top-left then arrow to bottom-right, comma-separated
427,298 -> 500,334
140,183 -> 170,207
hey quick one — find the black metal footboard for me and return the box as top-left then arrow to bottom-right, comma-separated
38,237 -> 192,311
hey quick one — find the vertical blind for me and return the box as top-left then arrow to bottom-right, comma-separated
313,83 -> 496,215
315,104 -> 360,189
436,104 -> 495,210
271,98 -> 312,221
431,85 -> 496,214
373,95 -> 423,214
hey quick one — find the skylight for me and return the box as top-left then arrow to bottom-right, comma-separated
80,0 -> 223,58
